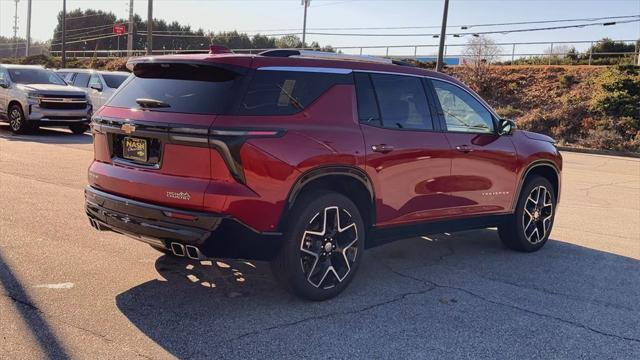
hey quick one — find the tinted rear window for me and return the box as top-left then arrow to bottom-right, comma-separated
370,74 -> 433,130
106,63 -> 243,114
237,70 -> 352,116
102,73 -> 129,89
73,73 -> 90,87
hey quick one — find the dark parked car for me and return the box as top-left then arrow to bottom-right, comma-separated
85,49 -> 561,300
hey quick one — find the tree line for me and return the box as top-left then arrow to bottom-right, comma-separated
49,8 -> 333,54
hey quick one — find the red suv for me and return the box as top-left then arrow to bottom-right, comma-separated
85,49 -> 561,300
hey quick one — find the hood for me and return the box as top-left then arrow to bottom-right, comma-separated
17,84 -> 87,97
521,130 -> 556,144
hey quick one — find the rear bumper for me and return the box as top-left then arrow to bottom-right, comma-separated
85,186 -> 282,260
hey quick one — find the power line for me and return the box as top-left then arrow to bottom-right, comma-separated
297,19 -> 640,37
54,22 -> 130,34
235,14 -> 640,33
50,33 -> 119,47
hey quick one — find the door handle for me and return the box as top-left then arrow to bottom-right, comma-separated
371,144 -> 394,153
455,145 -> 474,153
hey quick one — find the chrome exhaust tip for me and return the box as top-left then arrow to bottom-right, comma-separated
185,245 -> 201,260
170,242 -> 186,257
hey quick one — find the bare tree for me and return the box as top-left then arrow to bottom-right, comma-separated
462,35 -> 500,67
460,36 -> 501,96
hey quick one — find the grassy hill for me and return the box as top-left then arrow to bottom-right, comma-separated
448,65 -> 639,152
2,55 -> 638,152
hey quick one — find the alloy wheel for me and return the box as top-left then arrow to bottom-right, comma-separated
522,185 -> 554,244
299,206 -> 359,289
9,108 -> 22,131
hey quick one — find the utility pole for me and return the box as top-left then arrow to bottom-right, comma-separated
147,0 -> 153,55
25,0 -> 31,56
301,0 -> 310,48
435,0 -> 449,72
61,0 -> 66,67
127,0 -> 134,55
12,0 -> 19,58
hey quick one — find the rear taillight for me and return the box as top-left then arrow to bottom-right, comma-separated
167,127 -> 285,185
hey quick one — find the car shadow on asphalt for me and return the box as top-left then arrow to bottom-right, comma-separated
0,124 -> 92,145
115,229 -> 640,358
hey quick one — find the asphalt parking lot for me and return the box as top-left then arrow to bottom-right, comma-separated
1,125 -> 639,359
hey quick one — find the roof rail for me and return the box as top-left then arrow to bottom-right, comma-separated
259,49 -> 393,65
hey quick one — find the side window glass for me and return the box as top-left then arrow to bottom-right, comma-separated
432,80 -> 494,133
238,70 -> 351,116
354,73 -> 380,124
73,73 -> 90,88
370,74 -> 433,130
89,75 -> 102,90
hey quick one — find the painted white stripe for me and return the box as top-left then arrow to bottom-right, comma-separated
34,282 -> 74,289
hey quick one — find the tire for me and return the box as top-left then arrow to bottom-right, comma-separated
8,103 -> 32,134
69,124 -> 90,134
498,176 -> 556,252
271,191 -> 365,301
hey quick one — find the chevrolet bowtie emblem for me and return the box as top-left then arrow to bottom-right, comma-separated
121,123 -> 136,134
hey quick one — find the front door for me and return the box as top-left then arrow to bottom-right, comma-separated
429,79 -> 518,216
356,72 -> 453,227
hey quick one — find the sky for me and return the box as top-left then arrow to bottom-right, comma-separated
1,0 -> 639,57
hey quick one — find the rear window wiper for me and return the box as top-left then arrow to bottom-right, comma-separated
136,98 -> 171,108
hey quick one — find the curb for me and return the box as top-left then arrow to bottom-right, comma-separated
557,146 -> 640,159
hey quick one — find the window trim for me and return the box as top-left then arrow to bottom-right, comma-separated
426,78 -> 499,136
352,69 -> 500,121
362,72 -> 438,132
354,73 -> 382,126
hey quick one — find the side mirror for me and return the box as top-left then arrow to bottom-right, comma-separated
90,84 -> 102,92
498,118 -> 516,135
0,79 -> 9,88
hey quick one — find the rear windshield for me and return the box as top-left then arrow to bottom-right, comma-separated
8,68 -> 67,85
106,63 -> 242,114
102,73 -> 129,89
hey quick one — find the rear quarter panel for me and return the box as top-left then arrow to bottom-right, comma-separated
211,84 -> 365,232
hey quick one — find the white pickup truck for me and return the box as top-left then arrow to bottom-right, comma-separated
0,64 -> 92,134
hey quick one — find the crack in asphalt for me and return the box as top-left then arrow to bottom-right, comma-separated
375,258 -> 640,344
1,292 -> 154,360
475,274 -> 637,312
222,285 -> 437,345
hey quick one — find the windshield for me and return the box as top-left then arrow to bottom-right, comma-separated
102,73 -> 129,89
8,68 -> 67,85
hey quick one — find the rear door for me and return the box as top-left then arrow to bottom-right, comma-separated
357,72 -> 453,227
428,79 -> 517,216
